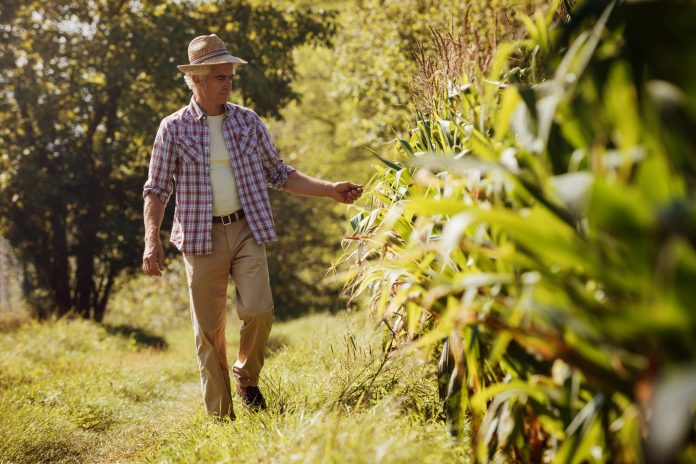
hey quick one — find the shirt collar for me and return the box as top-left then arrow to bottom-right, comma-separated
188,96 -> 206,121
188,96 -> 232,121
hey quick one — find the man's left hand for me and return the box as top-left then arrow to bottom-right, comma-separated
330,182 -> 363,204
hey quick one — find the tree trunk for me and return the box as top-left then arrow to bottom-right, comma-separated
74,83 -> 122,320
48,206 -> 71,316
93,264 -> 117,322
74,193 -> 100,319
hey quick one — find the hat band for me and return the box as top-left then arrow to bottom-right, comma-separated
190,49 -> 231,65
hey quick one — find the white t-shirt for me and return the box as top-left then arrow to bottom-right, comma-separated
207,114 -> 242,216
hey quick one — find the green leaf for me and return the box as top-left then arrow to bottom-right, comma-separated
471,380 -> 550,413
398,138 -> 414,156
469,128 -> 497,161
407,301 -> 420,336
494,87 -> 521,142
635,150 -> 683,204
473,207 -> 594,272
518,85 -> 538,120
553,394 -> 605,464
363,145 -> 403,171
604,63 -> 640,154
405,198 -> 467,217
350,211 -> 366,231
588,179 -> 653,238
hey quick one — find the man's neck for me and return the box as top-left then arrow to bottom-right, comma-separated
194,95 -> 225,117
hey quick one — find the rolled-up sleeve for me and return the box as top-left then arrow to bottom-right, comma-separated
143,120 -> 176,204
254,114 -> 295,191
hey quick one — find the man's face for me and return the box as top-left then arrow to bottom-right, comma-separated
194,63 -> 236,106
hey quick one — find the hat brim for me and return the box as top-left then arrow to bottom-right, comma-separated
177,54 -> 248,73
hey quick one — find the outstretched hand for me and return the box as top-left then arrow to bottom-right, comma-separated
330,182 -> 363,204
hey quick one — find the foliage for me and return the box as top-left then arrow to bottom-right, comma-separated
104,257 -> 192,333
339,0 -> 696,462
266,0 -> 540,317
0,0 -> 334,320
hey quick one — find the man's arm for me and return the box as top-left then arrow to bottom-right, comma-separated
283,170 -> 363,204
142,120 -> 176,276
142,195 -> 166,276
253,114 -> 363,203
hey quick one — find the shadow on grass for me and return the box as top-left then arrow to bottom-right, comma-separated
0,311 -> 32,332
9,438 -> 86,464
265,333 -> 290,357
103,324 -> 168,349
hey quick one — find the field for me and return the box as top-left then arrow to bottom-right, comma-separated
0,264 -> 468,463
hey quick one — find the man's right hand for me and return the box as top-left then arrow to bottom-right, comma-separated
142,240 -> 165,276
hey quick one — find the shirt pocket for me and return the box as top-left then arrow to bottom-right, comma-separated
224,119 -> 253,158
176,135 -> 205,164
237,126 -> 254,155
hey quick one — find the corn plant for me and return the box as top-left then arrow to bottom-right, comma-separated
338,1 -> 696,462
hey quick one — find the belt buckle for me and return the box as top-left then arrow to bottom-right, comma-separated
222,214 -> 232,226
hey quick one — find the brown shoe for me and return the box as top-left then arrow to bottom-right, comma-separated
236,384 -> 267,411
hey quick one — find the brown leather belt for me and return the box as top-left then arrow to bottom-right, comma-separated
213,209 -> 245,225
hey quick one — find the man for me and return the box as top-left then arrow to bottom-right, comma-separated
142,34 -> 363,420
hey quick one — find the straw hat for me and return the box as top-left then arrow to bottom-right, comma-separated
177,34 -> 247,73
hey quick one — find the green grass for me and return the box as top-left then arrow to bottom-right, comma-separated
0,263 -> 469,463
0,315 -> 199,463
140,312 -> 469,464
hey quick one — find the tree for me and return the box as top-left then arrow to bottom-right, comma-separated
0,0 -> 334,320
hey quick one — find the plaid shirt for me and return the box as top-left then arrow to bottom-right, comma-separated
143,97 -> 295,255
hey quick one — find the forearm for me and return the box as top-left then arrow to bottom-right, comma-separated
282,170 -> 333,198
144,194 -> 166,244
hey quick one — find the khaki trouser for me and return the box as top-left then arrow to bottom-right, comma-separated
183,220 -> 275,418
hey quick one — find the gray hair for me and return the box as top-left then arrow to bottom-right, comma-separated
184,67 -> 211,91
